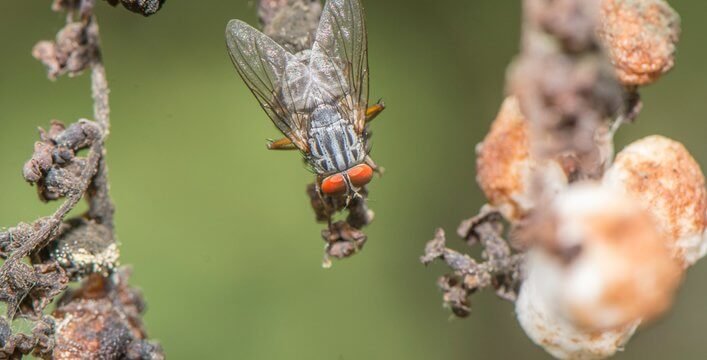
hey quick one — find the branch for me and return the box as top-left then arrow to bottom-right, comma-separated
421,208 -> 524,316
0,1 -> 164,358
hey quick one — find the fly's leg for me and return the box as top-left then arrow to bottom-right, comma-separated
314,179 -> 335,227
365,100 -> 385,123
365,155 -> 384,176
267,137 -> 297,150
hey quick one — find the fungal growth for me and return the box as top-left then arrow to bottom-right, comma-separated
422,0 -> 703,358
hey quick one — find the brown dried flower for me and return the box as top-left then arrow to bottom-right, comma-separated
32,22 -> 100,80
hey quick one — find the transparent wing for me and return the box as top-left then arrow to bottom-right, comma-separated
226,19 -> 310,150
312,0 -> 369,132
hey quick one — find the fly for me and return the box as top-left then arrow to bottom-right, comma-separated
225,0 -> 384,201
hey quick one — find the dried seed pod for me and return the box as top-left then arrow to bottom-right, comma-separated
476,97 -> 567,222
597,0 -> 681,86
517,184 -> 682,358
32,22 -> 99,79
321,221 -> 367,266
105,0 -> 166,16
604,135 -> 707,266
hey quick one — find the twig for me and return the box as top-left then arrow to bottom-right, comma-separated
421,208 -> 524,316
87,54 -> 115,228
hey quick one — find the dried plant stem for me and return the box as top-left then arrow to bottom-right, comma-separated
88,52 -> 115,228
0,1 -> 163,358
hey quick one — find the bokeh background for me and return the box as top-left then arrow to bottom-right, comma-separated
1,1 -> 706,359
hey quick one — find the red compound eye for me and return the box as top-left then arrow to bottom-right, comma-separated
347,164 -> 374,187
321,173 -> 347,195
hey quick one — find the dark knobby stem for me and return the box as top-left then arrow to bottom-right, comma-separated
421,208 -> 524,317
509,0 -> 623,182
0,0 -> 164,358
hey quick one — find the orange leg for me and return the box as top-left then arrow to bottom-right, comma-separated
365,100 -> 385,123
267,137 -> 297,150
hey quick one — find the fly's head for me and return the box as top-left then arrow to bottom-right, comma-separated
320,163 -> 374,201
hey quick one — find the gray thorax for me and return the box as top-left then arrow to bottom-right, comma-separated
307,105 -> 365,175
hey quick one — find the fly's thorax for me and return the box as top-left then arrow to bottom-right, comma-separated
279,50 -> 348,113
307,105 -> 366,175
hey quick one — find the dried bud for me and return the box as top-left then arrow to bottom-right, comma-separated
604,135 -> 707,266
105,0 -> 166,17
598,0 -> 680,86
322,221 -> 367,266
517,184 -> 682,357
40,158 -> 87,201
23,119 -> 102,202
23,141 -> 54,183
33,22 -> 99,79
476,97 -> 567,222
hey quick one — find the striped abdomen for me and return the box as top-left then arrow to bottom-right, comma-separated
307,105 -> 366,175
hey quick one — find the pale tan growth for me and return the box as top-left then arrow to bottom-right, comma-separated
517,249 -> 638,360
604,135 -> 707,266
557,186 -> 683,329
597,0 -> 680,86
517,184 -> 683,357
476,97 -> 567,222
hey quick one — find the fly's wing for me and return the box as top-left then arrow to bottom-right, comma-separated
226,20 -> 310,151
311,0 -> 369,133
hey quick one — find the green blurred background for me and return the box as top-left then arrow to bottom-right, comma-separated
1,1 -> 706,359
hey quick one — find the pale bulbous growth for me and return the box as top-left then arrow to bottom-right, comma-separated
517,250 -> 638,360
604,135 -> 707,267
476,97 -> 567,223
517,184 -> 683,359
